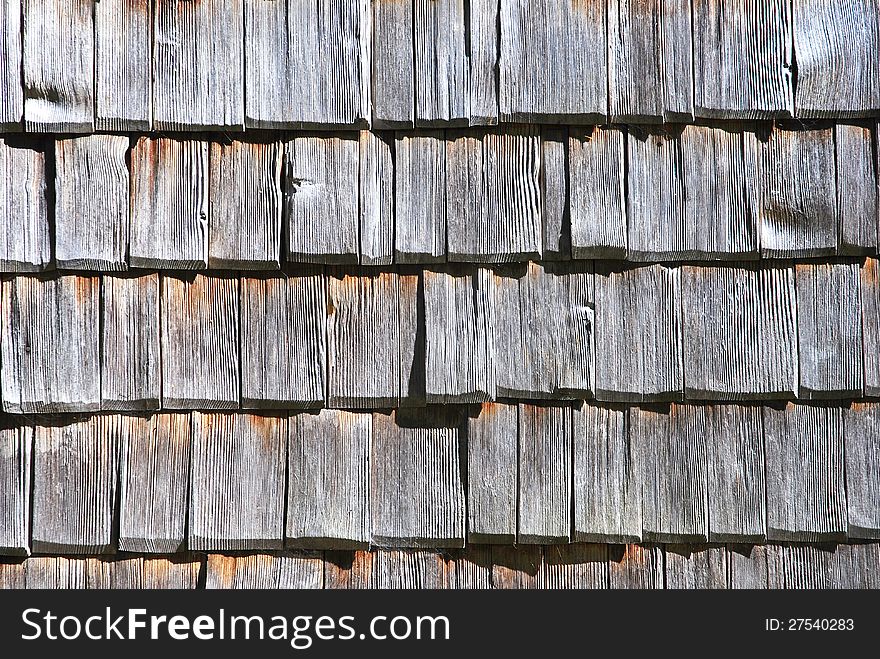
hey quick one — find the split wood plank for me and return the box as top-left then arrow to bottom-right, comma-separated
0,0 -> 22,129
608,545 -> 663,589
153,0 -> 244,130
398,270 -> 426,407
836,123 -> 878,254
541,127 -> 569,260
160,274 -> 240,410
414,0 -> 469,126
1,275 -> 101,413
540,544 -> 608,589
359,131 -> 394,266
665,546 -> 727,589
467,403 -> 517,544
0,138 -> 50,272
395,132 -> 446,263
862,258 -> 880,396
206,552 -> 323,589
468,0 -> 499,125
842,403 -> 880,539
55,135 -> 130,271
0,425 -> 32,555
372,0 -> 414,128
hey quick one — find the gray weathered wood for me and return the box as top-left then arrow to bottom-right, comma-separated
499,0 -> 607,123
240,272 -> 326,408
793,0 -> 880,117
862,258 -> 880,396
95,0 -> 152,131
0,560 -> 27,588
285,135 -> 359,263
118,414 -> 190,553
101,274 -> 160,411
371,409 -> 466,548
206,552 -> 323,589
189,413 -> 286,551
692,0 -> 793,119
398,271 -> 426,407
518,404 -> 572,544
359,131 -> 394,266
660,0 -> 695,121
665,545 -> 727,589
32,417 -> 117,554
395,132 -> 446,263
447,547 -> 492,588
728,544 -> 777,589
796,262 -> 863,399
594,264 -> 682,402
0,0 -> 22,129
836,123 -> 878,254
467,403 -> 517,544
370,550 -> 450,589
491,546 -> 542,589
446,126 -> 542,262
541,127 -> 569,260
843,403 -> 880,539
372,0 -> 414,128
424,267 -> 496,403
608,0 -> 664,123
681,264 -> 798,400
469,0 -> 499,125
0,138 -> 50,272
153,0 -> 244,130
55,135 -> 130,271
208,140 -> 282,269
540,544 -> 608,589
287,410 -> 371,549
573,403 -> 642,544
844,543 -> 880,588
22,0 -> 94,132
414,0 -> 468,126
161,274 -> 240,410
1,275 -> 101,413
0,425 -> 31,555
763,403 -> 847,542
608,545 -> 663,589
129,137 -> 209,269
783,544 -> 856,589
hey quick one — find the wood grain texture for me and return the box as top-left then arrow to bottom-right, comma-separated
208,140 -> 282,269
862,258 -> 880,396
31,417 -> 118,554
499,0 -> 607,123
0,138 -> 50,272
783,544 -> 863,589
87,556 -> 200,589
118,414 -> 191,553
728,544 -> 777,589
359,131 -> 394,266
371,409 -> 466,548
101,274 -> 160,411
795,262 -> 863,399
22,0 -> 94,132
540,544 -> 608,589
608,0 -> 663,123
241,273 -> 326,408
681,264 -> 798,400
446,546 -> 492,588
541,127 -> 569,260
608,544 -> 663,589
1,275 -> 101,413
446,126 -> 542,262
129,137 -> 209,269
518,404 -> 572,544
397,271 -> 426,407
414,0 -> 469,125
665,545 -> 727,589
95,0 -> 152,131
395,132 -> 446,263
490,545 -> 542,589
366,550 -> 450,589
206,552 -> 323,589
372,0 -> 414,128
0,425 -> 31,555
793,0 -> 880,117
54,135 -> 130,271
0,0 -> 22,128
19,557 -> 87,589
835,123 -> 878,254
573,403 -> 641,543
763,403 -> 847,542
189,413 -> 286,551
468,0 -> 499,125
660,0 -> 695,121
153,0 -> 244,130
285,135 -> 359,263
467,403 -> 517,544
287,410 -> 371,549
594,264 -> 682,402
692,0 -> 793,119
843,403 -> 880,539
161,274 -> 240,410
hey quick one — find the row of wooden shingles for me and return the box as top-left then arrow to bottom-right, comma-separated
1,1 -> 878,132
2,543 -> 879,590
0,400 -> 878,556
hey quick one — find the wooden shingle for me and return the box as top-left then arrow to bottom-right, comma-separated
358,131 -> 394,266
0,0 -> 22,129
843,403 -> 880,539
140,556 -> 202,589
835,123 -> 878,254
414,0 -> 469,126
206,552 -> 323,589
608,544 -> 663,589
0,424 -> 32,556
395,132 -> 447,263
660,0 -> 695,122
373,0 -> 414,128
467,403 -> 517,544
665,545 -> 727,589
861,258 -> 880,396
541,127 -> 570,260
0,138 -> 50,272
446,547 -> 492,589
540,544 -> 608,589
21,557 -> 87,589
491,545 -> 542,589
728,544 -> 778,589
469,0 -> 499,125
398,270 -> 426,407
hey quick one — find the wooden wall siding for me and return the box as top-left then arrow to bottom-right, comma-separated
0,138 -> 50,272
1,275 -> 101,413
424,268 -> 496,404
85,556 -> 201,589
372,0 -> 415,128
499,0 -> 607,123
129,137 -> 209,269
572,404 -> 641,543
153,0 -> 244,130
31,417 -> 117,554
795,262 -> 863,399
287,410 -> 371,549
118,414 -> 190,553
541,127 -> 570,260
728,544 -> 777,589
160,274 -> 240,409
861,258 -> 880,396
285,135 -> 360,263
518,404 -> 572,544
446,127 -> 543,262
594,264 -> 682,402
540,544 -> 608,588
208,140 -> 282,269
665,545 -> 727,589
467,402 -> 517,544
842,404 -> 880,539
607,544 -> 663,589
835,123 -> 879,254
398,271 -> 427,406
206,552 -> 323,589
54,135 -> 130,271
240,273 -> 326,408
101,274 -> 161,411
445,546 -> 492,589
370,409 -> 466,548
681,264 -> 798,400
22,0 -> 94,132
490,545 -> 542,589
469,0 -> 500,125
660,0 -> 695,121
95,0 -> 152,131
0,426 -> 31,556
414,0 -> 468,126
395,132 -> 447,262
783,544 -> 880,589
0,0 -> 22,129
692,0 -> 793,119
763,403 -> 847,542
358,131 -> 394,266
189,413 -> 286,551
633,406 -> 709,543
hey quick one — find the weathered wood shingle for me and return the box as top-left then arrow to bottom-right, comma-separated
861,258 -> 880,396
665,545 -> 727,589
541,127 -> 569,260
414,0 -> 469,126
395,132 -> 447,263
206,552 -> 323,589
372,0 -> 415,128
835,123 -> 878,254
358,131 -> 394,266
540,544 -> 609,589
608,544 -> 662,589
0,424 -> 32,556
467,403 -> 517,544
0,138 -> 50,272
0,0 -> 22,129
843,403 -> 880,539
